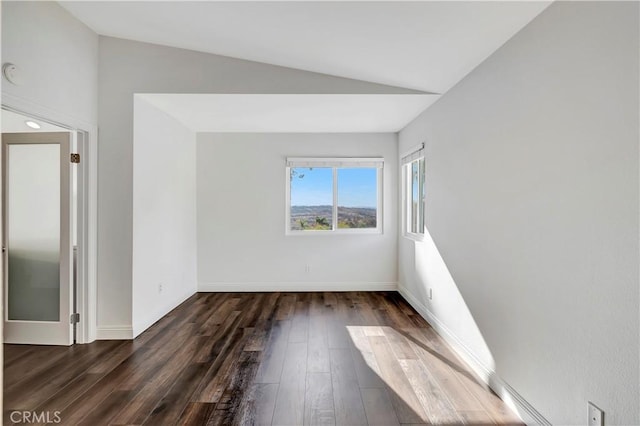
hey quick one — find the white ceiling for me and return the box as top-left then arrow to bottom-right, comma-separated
60,1 -> 551,93
137,94 -> 437,132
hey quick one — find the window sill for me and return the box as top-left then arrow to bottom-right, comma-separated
403,232 -> 425,242
286,228 -> 383,236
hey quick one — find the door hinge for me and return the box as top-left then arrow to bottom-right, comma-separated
70,153 -> 80,163
70,313 -> 80,324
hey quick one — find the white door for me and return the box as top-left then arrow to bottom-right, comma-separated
2,132 -> 74,345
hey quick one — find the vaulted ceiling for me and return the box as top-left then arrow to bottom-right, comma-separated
60,1 -> 551,95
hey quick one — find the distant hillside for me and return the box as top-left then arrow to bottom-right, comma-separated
291,205 -> 376,230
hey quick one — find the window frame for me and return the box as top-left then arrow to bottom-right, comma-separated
285,157 -> 384,236
402,145 -> 426,241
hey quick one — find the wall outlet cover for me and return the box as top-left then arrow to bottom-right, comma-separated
588,402 -> 604,426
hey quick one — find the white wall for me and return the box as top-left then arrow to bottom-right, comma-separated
398,2 -> 639,425
1,1 -> 98,127
132,98 -> 197,337
197,133 -> 397,291
98,37 -> 417,333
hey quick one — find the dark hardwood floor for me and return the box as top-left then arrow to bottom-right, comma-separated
3,292 -> 523,425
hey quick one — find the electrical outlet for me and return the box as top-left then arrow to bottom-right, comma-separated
158,283 -> 163,294
305,265 -> 311,273
429,288 -> 433,300
588,402 -> 604,426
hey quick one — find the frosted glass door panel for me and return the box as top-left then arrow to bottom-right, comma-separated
7,144 -> 60,321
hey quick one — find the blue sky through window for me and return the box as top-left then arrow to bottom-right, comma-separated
290,167 -> 377,208
290,167 -> 332,206
338,168 -> 377,208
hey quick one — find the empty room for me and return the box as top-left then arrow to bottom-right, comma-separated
1,1 -> 638,425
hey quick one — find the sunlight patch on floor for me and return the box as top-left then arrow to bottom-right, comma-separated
346,325 -> 474,424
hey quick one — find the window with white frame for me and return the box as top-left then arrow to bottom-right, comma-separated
286,158 -> 383,234
402,144 -> 425,237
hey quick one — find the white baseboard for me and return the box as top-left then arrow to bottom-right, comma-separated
198,281 -> 398,292
96,325 -> 134,340
132,290 -> 196,338
397,284 -> 550,426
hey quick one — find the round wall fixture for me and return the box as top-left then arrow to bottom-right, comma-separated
3,63 -> 22,85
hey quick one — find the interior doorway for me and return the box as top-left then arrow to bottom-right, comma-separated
1,108 -> 89,345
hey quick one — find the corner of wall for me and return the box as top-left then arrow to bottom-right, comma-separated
132,287 -> 196,338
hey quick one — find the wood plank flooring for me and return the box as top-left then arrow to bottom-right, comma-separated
3,292 -> 523,425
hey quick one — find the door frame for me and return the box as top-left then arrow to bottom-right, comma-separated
1,101 -> 98,344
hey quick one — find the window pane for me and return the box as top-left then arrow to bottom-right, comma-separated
419,158 -> 425,234
337,168 -> 377,229
406,159 -> 425,235
410,161 -> 419,233
290,167 -> 333,230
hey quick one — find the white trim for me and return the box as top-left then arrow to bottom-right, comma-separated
401,142 -> 425,163
287,157 -> 384,168
132,290 -> 195,338
397,284 -> 551,426
285,228 -> 382,236
75,129 -> 97,344
199,282 -> 398,292
1,93 -> 95,132
96,326 -> 133,340
133,314 -> 162,339
403,232 -> 425,242
285,166 -> 292,233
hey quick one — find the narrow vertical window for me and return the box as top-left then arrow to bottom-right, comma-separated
402,144 -> 425,238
